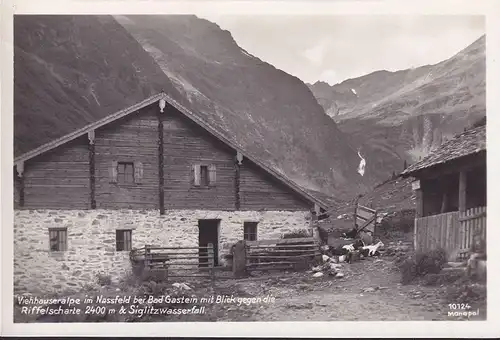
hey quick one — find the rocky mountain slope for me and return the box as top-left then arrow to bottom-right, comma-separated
14,15 -> 181,156
114,15 -> 371,198
308,36 -> 486,184
14,15 -> 370,200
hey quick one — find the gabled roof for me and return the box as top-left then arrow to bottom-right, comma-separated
401,125 -> 486,177
15,92 -> 330,210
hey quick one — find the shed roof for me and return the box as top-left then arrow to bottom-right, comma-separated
401,125 -> 486,177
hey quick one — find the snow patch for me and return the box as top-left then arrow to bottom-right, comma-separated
351,88 -> 357,95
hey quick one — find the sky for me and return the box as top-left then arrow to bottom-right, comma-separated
199,15 -> 485,85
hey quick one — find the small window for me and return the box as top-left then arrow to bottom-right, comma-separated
243,222 -> 258,241
116,230 -> 132,251
49,228 -> 67,251
200,165 -> 209,186
117,162 -> 134,184
193,164 -> 216,187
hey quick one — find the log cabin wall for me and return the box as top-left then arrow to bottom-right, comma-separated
16,102 -> 316,212
239,160 -> 311,211
94,106 -> 159,209
22,137 -> 90,209
162,106 -> 236,210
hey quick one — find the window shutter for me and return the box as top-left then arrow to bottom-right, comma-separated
208,164 -> 216,186
109,160 -> 118,183
193,164 -> 201,186
134,161 -> 143,184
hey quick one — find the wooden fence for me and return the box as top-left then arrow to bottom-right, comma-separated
129,243 -> 215,281
232,237 -> 320,274
414,206 -> 486,260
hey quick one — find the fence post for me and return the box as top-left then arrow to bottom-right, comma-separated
232,240 -> 247,278
145,244 -> 151,269
207,243 -> 215,284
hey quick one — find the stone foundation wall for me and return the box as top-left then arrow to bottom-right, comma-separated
14,209 -> 310,293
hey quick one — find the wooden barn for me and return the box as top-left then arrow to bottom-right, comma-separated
13,93 -> 332,293
401,124 -> 486,260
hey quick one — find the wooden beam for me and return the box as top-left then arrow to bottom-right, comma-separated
234,159 -> 241,210
415,188 -> 423,218
459,170 -> 467,212
89,137 -> 96,209
15,161 -> 25,208
314,203 -> 321,215
158,109 -> 165,215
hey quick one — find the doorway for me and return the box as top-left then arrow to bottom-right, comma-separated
198,219 -> 220,267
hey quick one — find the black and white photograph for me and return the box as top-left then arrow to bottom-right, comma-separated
1,0 -> 499,337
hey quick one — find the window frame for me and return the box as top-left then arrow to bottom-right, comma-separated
116,229 -> 133,251
49,228 -> 68,252
200,165 -> 209,186
117,162 -> 135,184
243,222 -> 258,241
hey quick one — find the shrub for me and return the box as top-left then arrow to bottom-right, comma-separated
415,248 -> 447,275
95,272 -> 112,286
399,248 -> 447,284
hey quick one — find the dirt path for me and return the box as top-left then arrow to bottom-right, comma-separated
213,256 -> 485,321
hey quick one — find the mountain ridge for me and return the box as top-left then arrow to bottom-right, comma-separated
308,35 -> 485,184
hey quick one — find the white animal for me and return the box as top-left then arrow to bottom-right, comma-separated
357,150 -> 366,176
342,244 -> 355,252
362,241 -> 385,256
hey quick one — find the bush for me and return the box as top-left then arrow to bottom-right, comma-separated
399,248 -> 447,284
95,272 -> 112,286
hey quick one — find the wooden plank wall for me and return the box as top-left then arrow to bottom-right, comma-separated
16,102 -> 315,212
162,106 -> 236,211
239,160 -> 311,211
94,107 -> 158,209
415,211 -> 459,256
414,206 -> 486,260
458,206 -> 487,251
22,137 -> 90,209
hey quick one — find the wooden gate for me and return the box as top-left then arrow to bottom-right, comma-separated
130,243 -> 216,281
354,204 -> 377,234
243,237 -> 320,272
